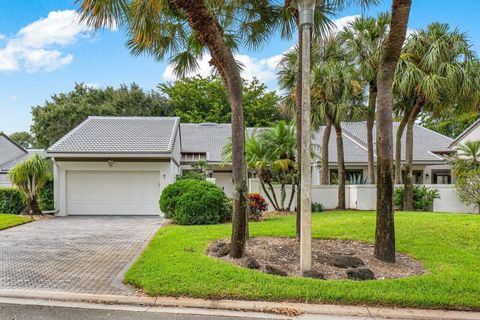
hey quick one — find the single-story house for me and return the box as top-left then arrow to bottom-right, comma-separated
0,133 -> 44,187
46,116 -> 454,216
449,117 -> 480,148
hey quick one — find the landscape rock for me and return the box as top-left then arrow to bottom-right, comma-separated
215,244 -> 230,257
302,270 -> 325,280
243,257 -> 261,269
331,255 -> 365,269
265,265 -> 288,277
346,267 -> 375,281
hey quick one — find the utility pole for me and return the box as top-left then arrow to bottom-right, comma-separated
292,0 -> 315,273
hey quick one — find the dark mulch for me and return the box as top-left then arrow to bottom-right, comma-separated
207,237 -> 425,280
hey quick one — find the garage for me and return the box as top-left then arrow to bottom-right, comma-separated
66,170 -> 162,216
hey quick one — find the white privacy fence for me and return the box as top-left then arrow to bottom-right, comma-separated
246,179 -> 477,213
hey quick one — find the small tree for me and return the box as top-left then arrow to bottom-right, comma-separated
456,170 -> 480,214
8,154 -> 50,216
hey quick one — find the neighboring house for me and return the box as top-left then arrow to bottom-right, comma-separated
46,116 -> 453,216
449,117 -> 480,148
313,122 -> 453,185
0,133 -> 44,187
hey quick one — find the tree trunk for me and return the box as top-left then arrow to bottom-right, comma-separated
403,98 -> 424,211
287,181 -> 296,211
172,0 -> 247,258
367,82 -> 377,184
267,181 -> 280,211
321,116 -> 332,185
260,179 -> 278,211
394,111 -> 409,184
21,196 -> 42,216
295,23 -> 303,241
374,0 -> 411,263
334,123 -> 346,210
280,182 -> 286,211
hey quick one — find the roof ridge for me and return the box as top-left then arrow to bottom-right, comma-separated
0,132 -> 28,154
88,116 -> 180,120
47,117 -> 92,152
167,118 -> 180,152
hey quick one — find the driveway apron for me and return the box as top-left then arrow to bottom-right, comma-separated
0,216 -> 161,295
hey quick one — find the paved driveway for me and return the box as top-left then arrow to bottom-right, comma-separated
0,216 -> 161,295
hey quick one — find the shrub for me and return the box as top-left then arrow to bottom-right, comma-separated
38,176 -> 55,211
455,169 -> 480,213
159,179 -> 230,224
177,171 -> 205,181
0,188 -> 25,214
311,202 -> 325,212
247,193 -> 268,221
394,185 -> 440,211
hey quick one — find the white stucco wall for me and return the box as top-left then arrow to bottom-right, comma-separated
53,160 -> 175,216
0,173 -> 11,188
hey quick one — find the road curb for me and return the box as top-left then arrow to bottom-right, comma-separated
0,289 -> 478,319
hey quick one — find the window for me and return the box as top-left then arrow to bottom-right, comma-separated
401,170 -> 424,184
432,170 -> 451,184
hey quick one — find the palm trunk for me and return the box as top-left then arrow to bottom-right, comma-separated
374,0 -> 411,263
267,181 -> 280,211
321,116 -> 332,185
21,196 -> 42,216
334,123 -> 346,210
172,0 -> 247,258
295,22 -> 303,241
403,98 -> 424,211
287,181 -> 296,211
260,179 -> 278,211
367,82 -> 377,184
395,111 -> 409,184
280,182 -> 286,211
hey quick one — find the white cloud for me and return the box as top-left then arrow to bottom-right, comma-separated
0,10 -> 92,73
8,95 -> 16,101
331,15 -> 360,33
0,34 -> 5,40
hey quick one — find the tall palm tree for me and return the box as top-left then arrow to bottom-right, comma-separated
78,0 -> 276,258
340,13 -> 390,184
374,0 -> 411,263
9,154 -> 50,216
394,23 -> 479,210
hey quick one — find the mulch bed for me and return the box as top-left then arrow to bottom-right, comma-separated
207,237 -> 425,280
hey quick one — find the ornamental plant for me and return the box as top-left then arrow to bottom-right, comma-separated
247,193 -> 268,221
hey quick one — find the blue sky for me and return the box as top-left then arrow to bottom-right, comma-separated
0,0 -> 479,135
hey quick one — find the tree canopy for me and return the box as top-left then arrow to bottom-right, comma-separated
9,131 -> 35,149
159,76 -> 286,127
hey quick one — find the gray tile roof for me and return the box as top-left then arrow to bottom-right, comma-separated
312,121 -> 453,163
48,117 -> 180,154
0,150 -> 45,171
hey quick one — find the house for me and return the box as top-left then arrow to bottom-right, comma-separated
449,117 -> 480,148
46,116 -> 453,216
0,133 -> 44,187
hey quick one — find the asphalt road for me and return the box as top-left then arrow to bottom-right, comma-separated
0,303 -> 282,320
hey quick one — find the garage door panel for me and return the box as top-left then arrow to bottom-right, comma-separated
66,171 -> 161,215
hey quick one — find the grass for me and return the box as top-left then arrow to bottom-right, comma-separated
125,211 -> 480,310
0,214 -> 32,230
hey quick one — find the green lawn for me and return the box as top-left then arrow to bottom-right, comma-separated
0,214 -> 32,230
125,211 -> 480,310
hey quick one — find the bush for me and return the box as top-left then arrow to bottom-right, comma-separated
38,176 -> 55,211
177,171 -> 205,181
0,188 -> 25,214
159,179 -> 230,224
247,193 -> 268,221
311,202 -> 325,212
394,185 -> 440,211
455,169 -> 480,213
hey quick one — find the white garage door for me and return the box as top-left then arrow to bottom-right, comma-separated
66,171 -> 161,215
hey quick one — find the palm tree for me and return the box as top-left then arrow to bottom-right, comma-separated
340,13 -> 390,184
9,154 -> 50,216
394,23 -> 479,210
450,140 -> 480,177
374,0 -> 411,263
78,0 -> 277,258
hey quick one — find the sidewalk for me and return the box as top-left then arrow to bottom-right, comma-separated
0,289 -> 478,320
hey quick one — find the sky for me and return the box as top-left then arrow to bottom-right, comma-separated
0,0 -> 479,135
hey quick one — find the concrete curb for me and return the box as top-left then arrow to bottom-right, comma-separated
0,289 -> 479,319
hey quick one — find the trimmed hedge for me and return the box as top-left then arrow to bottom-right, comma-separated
38,177 -> 54,211
0,188 -> 25,214
159,179 -> 230,225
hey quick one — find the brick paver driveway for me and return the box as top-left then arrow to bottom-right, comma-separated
0,216 -> 161,295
